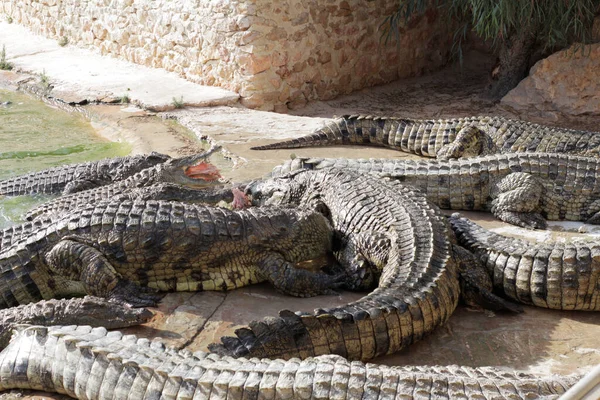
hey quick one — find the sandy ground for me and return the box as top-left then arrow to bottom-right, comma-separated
1,23 -> 600,399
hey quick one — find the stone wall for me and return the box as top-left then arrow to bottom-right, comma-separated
1,0 -> 454,110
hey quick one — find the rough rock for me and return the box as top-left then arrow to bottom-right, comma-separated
502,43 -> 600,117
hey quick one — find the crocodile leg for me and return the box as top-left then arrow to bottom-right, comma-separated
452,244 -> 524,313
44,239 -> 163,307
436,126 -> 499,160
490,172 -> 546,229
256,253 -> 345,297
338,231 -> 391,291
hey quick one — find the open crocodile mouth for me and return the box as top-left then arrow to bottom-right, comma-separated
184,162 -> 222,182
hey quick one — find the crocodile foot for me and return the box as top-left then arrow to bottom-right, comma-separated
461,275 -> 524,313
209,310 -> 308,358
108,281 -> 164,308
436,126 -> 498,160
287,270 -> 347,297
453,244 -> 523,313
493,210 -> 547,229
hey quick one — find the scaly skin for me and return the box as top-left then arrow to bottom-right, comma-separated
273,153 -> 600,229
450,215 -> 600,311
24,149 -> 224,221
0,297 -> 152,348
0,325 -> 578,400
0,199 -> 339,308
0,186 -> 241,253
0,151 -> 171,196
252,114 -> 600,159
211,169 -> 462,362
0,215 -> 54,251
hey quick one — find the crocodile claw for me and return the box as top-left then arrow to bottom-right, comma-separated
207,342 -> 233,356
108,281 -> 164,308
305,272 -> 346,297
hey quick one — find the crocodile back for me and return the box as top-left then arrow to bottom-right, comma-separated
212,169 -> 460,361
0,200 -> 332,306
272,153 -> 600,221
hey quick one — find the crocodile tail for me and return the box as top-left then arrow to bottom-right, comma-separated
251,116 -> 351,150
250,115 -> 396,150
0,325 -> 579,398
211,179 -> 461,362
210,269 -> 460,362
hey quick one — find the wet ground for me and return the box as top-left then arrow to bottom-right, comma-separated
1,48 -> 600,399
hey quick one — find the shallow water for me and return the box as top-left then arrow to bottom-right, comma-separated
0,90 -> 130,228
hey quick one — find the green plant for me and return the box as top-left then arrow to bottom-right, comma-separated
172,96 -> 185,109
6,16 -> 13,24
120,94 -> 131,104
382,0 -> 599,99
38,69 -> 52,93
0,45 -> 13,71
58,36 -> 68,47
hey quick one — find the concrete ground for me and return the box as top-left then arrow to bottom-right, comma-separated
0,21 -> 239,110
1,19 -> 600,399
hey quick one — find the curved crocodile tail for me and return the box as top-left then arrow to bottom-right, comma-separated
449,214 -> 600,311
251,115 -> 445,157
210,170 -> 460,361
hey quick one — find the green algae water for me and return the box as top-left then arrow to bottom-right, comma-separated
0,90 -> 130,229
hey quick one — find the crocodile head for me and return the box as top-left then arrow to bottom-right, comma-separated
245,170 -> 310,206
64,296 -> 154,328
0,296 -> 153,350
109,151 -> 173,180
157,146 -> 225,187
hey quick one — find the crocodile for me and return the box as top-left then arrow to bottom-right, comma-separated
0,199 -> 341,309
0,151 -> 171,196
251,114 -> 600,159
0,324 -> 578,400
272,153 -> 600,229
23,149 -> 225,221
209,168 -> 465,362
0,187 -> 243,254
0,296 -> 152,348
450,214 -> 600,311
